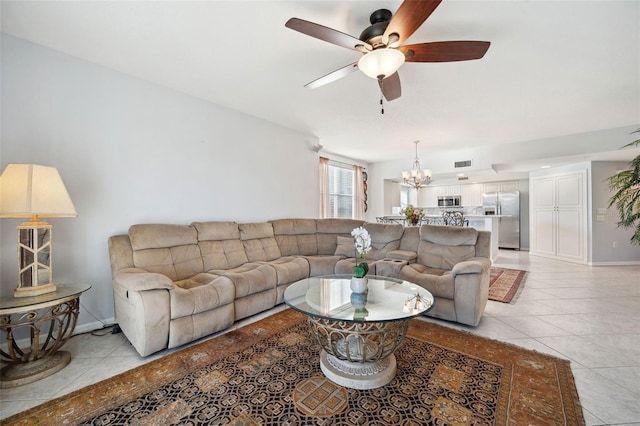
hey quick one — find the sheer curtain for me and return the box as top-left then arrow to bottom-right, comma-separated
319,157 -> 329,218
354,165 -> 365,220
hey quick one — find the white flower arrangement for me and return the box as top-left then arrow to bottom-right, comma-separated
351,226 -> 372,260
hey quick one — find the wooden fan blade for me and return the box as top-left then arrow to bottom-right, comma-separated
383,0 -> 443,46
400,41 -> 490,62
286,18 -> 372,52
304,62 -> 359,89
378,72 -> 401,101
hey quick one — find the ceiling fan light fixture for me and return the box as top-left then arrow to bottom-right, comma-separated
358,48 -> 405,80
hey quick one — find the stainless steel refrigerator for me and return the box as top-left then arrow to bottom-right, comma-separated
482,191 -> 520,249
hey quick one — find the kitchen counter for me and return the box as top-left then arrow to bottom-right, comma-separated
466,216 -> 500,261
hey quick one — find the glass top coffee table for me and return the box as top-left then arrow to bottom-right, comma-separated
284,275 -> 434,389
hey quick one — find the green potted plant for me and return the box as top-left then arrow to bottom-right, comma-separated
608,128 -> 640,245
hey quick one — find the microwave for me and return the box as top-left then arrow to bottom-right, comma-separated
437,195 -> 461,207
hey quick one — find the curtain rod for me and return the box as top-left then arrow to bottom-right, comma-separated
323,157 -> 366,169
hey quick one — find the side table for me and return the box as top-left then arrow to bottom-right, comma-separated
0,284 -> 91,388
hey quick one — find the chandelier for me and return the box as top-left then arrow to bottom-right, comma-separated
402,141 -> 432,189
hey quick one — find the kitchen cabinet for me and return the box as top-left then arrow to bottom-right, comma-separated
530,170 -> 587,263
421,185 -> 462,207
422,187 -> 438,207
461,183 -> 483,206
483,181 -> 519,193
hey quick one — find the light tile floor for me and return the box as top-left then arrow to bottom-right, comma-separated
1,250 -> 639,425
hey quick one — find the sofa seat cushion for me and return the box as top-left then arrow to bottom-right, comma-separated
209,263 -> 277,298
262,256 -> 310,285
303,255 -> 343,276
170,273 -> 235,319
399,263 -> 455,299
385,250 -> 418,262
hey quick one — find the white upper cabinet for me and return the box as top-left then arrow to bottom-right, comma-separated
461,184 -> 484,206
419,181 -> 515,208
483,181 -> 519,193
422,187 -> 438,207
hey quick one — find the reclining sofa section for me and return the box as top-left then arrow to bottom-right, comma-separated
108,219 -> 491,356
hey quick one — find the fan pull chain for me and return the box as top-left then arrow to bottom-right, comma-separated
380,91 -> 384,115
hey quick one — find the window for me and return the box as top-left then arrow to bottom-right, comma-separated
328,163 -> 354,218
400,186 -> 409,209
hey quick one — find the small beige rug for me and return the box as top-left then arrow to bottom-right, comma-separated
489,267 -> 527,303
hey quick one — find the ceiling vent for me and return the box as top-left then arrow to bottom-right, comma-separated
457,176 -> 469,181
454,160 -> 472,168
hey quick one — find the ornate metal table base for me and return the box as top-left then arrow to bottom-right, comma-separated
308,317 -> 408,389
1,351 -> 71,387
320,351 -> 397,389
1,298 -> 80,388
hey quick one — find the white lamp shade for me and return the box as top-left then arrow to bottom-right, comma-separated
0,163 -> 77,218
358,48 -> 405,79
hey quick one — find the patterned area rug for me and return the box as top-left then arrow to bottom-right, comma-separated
489,267 -> 527,303
6,309 -> 584,425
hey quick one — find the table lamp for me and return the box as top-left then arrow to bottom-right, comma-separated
0,164 -> 77,297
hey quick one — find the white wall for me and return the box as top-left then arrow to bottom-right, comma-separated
0,35 -> 321,329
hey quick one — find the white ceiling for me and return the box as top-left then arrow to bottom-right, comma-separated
1,0 -> 639,167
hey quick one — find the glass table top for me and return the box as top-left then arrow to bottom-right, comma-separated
0,283 -> 91,310
284,275 -> 434,323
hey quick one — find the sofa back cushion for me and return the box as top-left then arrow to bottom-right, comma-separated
363,222 -> 404,260
334,235 -> 356,257
271,218 -> 318,256
316,219 -> 365,255
417,224 -> 479,270
240,222 -> 282,262
129,224 -> 203,281
193,221 -> 249,270
399,226 -> 420,252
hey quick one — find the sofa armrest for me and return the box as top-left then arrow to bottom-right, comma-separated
451,258 -> 491,276
113,268 -> 175,292
376,258 -> 408,278
451,258 -> 491,326
112,268 -> 172,357
386,250 -> 418,263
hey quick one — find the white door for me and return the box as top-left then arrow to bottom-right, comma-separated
556,173 -> 585,261
531,177 -> 557,256
530,171 -> 587,263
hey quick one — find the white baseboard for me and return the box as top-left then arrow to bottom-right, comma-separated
74,317 -> 116,335
589,260 -> 640,266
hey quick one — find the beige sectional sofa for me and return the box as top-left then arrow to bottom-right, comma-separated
108,218 -> 491,356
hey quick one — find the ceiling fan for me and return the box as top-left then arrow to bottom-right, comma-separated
285,0 -> 490,102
